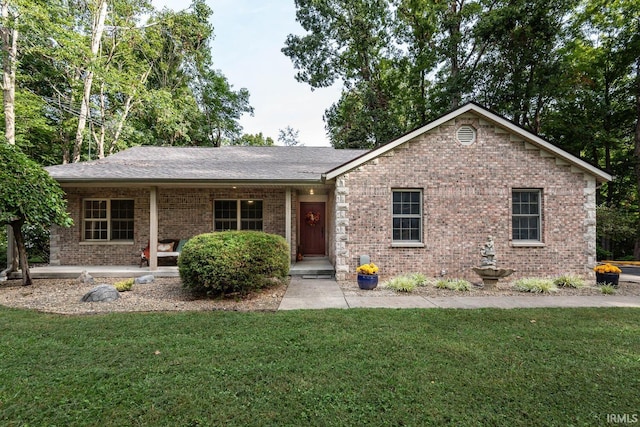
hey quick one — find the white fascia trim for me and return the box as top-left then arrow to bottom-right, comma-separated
474,108 -> 613,183
324,103 -> 612,183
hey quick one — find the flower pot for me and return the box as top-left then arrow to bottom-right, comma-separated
357,273 -> 378,290
596,272 -> 619,287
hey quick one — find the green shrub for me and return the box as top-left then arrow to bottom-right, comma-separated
114,278 -> 134,292
553,275 -> 585,289
384,275 -> 417,292
513,278 -> 557,294
600,284 -> 616,295
435,279 -> 471,291
410,273 -> 428,287
178,231 -> 289,296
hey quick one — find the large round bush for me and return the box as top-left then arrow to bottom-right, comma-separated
178,231 -> 289,295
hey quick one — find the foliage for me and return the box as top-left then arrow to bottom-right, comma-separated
356,263 -> 379,275
278,126 -> 302,146
596,206 -> 638,259
178,231 -> 289,296
1,307 -> 639,425
0,143 -> 72,284
383,273 -> 430,292
435,279 -> 471,292
114,278 -> 134,292
2,0 -> 253,162
593,263 -> 622,274
513,278 -> 558,294
599,284 -> 616,295
552,275 -> 585,289
409,272 -> 428,287
383,275 -> 416,292
231,132 -> 275,146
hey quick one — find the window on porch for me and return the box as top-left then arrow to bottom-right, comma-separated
214,200 -> 263,231
82,199 -> 134,241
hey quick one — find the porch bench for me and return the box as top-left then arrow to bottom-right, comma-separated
140,239 -> 188,267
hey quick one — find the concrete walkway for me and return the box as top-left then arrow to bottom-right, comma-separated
278,277 -> 640,310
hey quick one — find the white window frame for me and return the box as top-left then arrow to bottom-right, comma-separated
391,189 -> 423,246
214,199 -> 263,231
82,199 -> 134,242
511,189 -> 542,244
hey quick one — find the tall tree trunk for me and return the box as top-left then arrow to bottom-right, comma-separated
1,1 -> 19,272
72,0 -> 108,163
1,0 -> 17,146
10,220 -> 31,286
633,60 -> 640,260
108,66 -> 151,155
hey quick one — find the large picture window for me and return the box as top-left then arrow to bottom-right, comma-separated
392,190 -> 422,242
214,200 -> 263,231
512,189 -> 541,241
83,199 -> 134,241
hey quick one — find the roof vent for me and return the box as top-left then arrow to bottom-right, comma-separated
456,125 -> 476,146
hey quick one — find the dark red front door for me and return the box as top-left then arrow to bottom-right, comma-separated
300,202 -> 325,255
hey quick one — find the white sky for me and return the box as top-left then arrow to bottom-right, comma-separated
151,0 -> 340,146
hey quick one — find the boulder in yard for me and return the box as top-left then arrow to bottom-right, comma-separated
77,270 -> 95,285
81,284 -> 120,302
135,275 -> 155,284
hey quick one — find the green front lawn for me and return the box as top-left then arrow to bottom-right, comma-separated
1,307 -> 638,426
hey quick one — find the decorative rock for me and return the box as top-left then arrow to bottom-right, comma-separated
135,275 -> 155,284
77,270 -> 95,285
81,284 -> 120,302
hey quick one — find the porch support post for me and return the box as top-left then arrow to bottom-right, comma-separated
285,188 -> 292,259
149,186 -> 158,270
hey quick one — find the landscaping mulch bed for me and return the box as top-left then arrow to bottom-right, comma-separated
0,277 -> 287,315
339,278 -> 640,297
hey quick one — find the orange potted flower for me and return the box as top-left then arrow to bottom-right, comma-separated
594,263 -> 622,287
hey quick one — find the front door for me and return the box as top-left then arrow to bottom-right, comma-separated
300,202 -> 326,256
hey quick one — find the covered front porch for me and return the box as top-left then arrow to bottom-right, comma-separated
5,257 -> 336,280
6,265 -> 180,280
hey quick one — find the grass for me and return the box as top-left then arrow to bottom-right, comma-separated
435,278 -> 472,291
1,307 -> 639,426
553,275 -> 586,289
513,278 -> 558,293
600,284 -> 617,295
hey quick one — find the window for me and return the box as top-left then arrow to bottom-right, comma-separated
83,199 -> 134,241
214,200 -> 263,231
392,190 -> 422,242
512,190 -> 541,241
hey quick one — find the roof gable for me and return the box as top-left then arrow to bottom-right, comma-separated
324,103 -> 612,182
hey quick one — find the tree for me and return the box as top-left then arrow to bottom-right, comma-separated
283,0 -> 400,147
278,126 -> 301,146
232,132 -> 274,146
0,143 -> 72,285
0,0 -> 18,145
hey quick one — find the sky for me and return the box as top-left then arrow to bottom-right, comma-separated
152,0 -> 340,146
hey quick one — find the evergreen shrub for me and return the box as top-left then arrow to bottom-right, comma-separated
178,231 -> 289,295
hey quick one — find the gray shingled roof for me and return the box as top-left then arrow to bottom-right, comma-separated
45,146 -> 368,183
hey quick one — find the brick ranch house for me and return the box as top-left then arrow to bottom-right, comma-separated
45,103 -> 611,281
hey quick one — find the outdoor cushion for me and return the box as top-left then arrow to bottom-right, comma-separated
157,242 -> 174,252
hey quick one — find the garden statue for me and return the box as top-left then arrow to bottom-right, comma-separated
480,235 -> 497,266
472,235 -> 515,289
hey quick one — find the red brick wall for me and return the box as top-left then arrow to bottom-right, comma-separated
52,187 -> 295,266
333,115 -> 597,281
